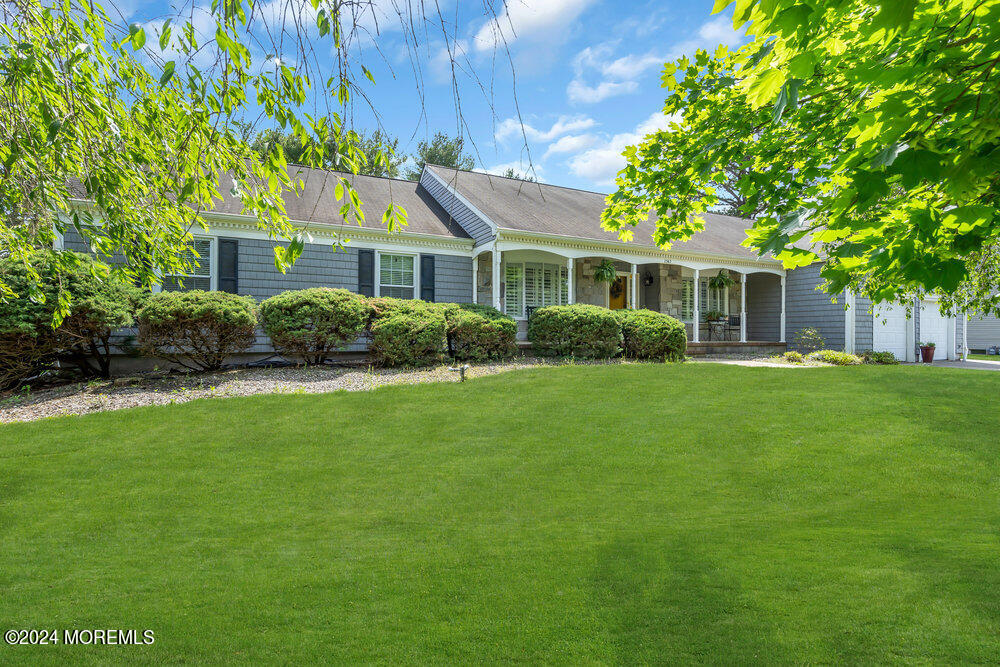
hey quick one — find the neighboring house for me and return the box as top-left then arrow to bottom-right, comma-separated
967,314 -> 1000,352
58,164 -> 965,360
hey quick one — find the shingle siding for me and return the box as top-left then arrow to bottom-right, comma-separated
785,263 -> 846,351
420,169 -> 495,245
967,314 -> 1000,351
433,254 -> 473,304
746,273 -> 781,341
854,295 -> 873,351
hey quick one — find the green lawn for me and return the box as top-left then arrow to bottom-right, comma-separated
1,364 -> 998,663
967,353 -> 1000,361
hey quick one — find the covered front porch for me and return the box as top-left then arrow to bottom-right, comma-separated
472,241 -> 787,350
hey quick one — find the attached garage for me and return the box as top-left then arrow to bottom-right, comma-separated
919,301 -> 952,357
873,303 -> 911,360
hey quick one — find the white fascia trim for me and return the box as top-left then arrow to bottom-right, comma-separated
422,166 -> 500,235
495,230 -> 785,274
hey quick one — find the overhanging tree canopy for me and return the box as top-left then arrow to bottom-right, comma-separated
604,0 -> 1000,314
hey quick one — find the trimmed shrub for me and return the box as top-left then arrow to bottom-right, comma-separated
807,349 -> 863,366
618,309 -> 686,361
783,350 -> 805,363
367,297 -> 446,367
528,304 -> 622,358
368,299 -> 447,366
0,251 -> 140,389
793,327 -> 826,353
442,303 -> 518,361
260,288 -> 369,364
138,290 -> 258,371
860,350 -> 900,365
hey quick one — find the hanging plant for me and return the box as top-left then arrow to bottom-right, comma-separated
593,259 -> 617,284
708,271 -> 736,290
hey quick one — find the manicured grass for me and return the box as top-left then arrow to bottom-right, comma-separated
967,353 -> 1000,361
1,363 -> 999,663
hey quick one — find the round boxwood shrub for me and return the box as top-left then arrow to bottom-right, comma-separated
138,290 -> 258,371
443,303 -> 517,361
618,309 -> 686,361
0,251 -> 140,389
260,288 -> 369,364
367,298 -> 447,367
527,304 -> 623,358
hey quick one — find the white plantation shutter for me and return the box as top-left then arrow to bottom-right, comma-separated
699,278 -> 708,316
542,264 -> 556,305
560,265 -> 568,304
505,264 -> 524,318
681,278 -> 693,320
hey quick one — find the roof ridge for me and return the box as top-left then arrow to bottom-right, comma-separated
425,163 -> 612,197
286,162 -> 419,186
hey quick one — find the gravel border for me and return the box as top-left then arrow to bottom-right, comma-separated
0,353 -> 825,425
0,357 -> 660,424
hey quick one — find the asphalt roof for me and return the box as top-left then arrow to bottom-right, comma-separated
427,164 -> 767,260
212,166 -> 471,240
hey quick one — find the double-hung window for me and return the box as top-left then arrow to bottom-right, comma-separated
379,253 -> 415,298
163,237 -> 213,291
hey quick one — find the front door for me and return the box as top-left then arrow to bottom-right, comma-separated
608,275 -> 628,310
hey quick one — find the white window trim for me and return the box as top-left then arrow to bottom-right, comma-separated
376,250 -> 419,299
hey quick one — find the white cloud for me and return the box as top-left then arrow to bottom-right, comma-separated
567,16 -> 747,104
567,112 -> 678,186
665,16 -> 745,60
494,114 -> 597,143
543,133 -> 597,159
473,0 -> 596,52
481,161 -> 545,181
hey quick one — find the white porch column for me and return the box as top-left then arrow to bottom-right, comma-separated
844,289 -> 856,353
567,257 -> 575,304
471,256 -> 478,304
491,247 -> 501,311
780,275 -> 787,343
740,272 -> 747,343
630,263 -> 638,309
692,268 -> 700,343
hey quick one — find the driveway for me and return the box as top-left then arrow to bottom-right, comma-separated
929,359 -> 1000,371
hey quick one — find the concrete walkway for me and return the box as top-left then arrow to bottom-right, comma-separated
929,359 -> 1000,371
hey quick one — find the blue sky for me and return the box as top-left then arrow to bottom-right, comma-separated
124,1 -> 745,192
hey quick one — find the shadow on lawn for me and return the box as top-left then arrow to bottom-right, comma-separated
588,534 -> 792,662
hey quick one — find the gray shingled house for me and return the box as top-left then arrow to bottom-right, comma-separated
60,164 -> 966,361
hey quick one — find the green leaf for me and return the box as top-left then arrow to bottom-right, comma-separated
892,150 -> 942,190
772,83 -> 788,122
711,0 -> 735,12
746,69 -> 785,108
45,119 -> 62,144
874,0 -> 917,31
871,142 -> 907,169
362,66 -> 375,84
159,61 -> 175,86
159,20 -> 172,50
128,23 -> 146,50
940,205 -> 995,233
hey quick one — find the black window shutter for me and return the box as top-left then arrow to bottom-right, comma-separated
358,248 -> 375,296
218,239 -> 239,293
420,254 -> 435,302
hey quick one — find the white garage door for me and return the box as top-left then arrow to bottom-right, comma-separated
920,301 -> 950,359
873,303 -> 909,359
